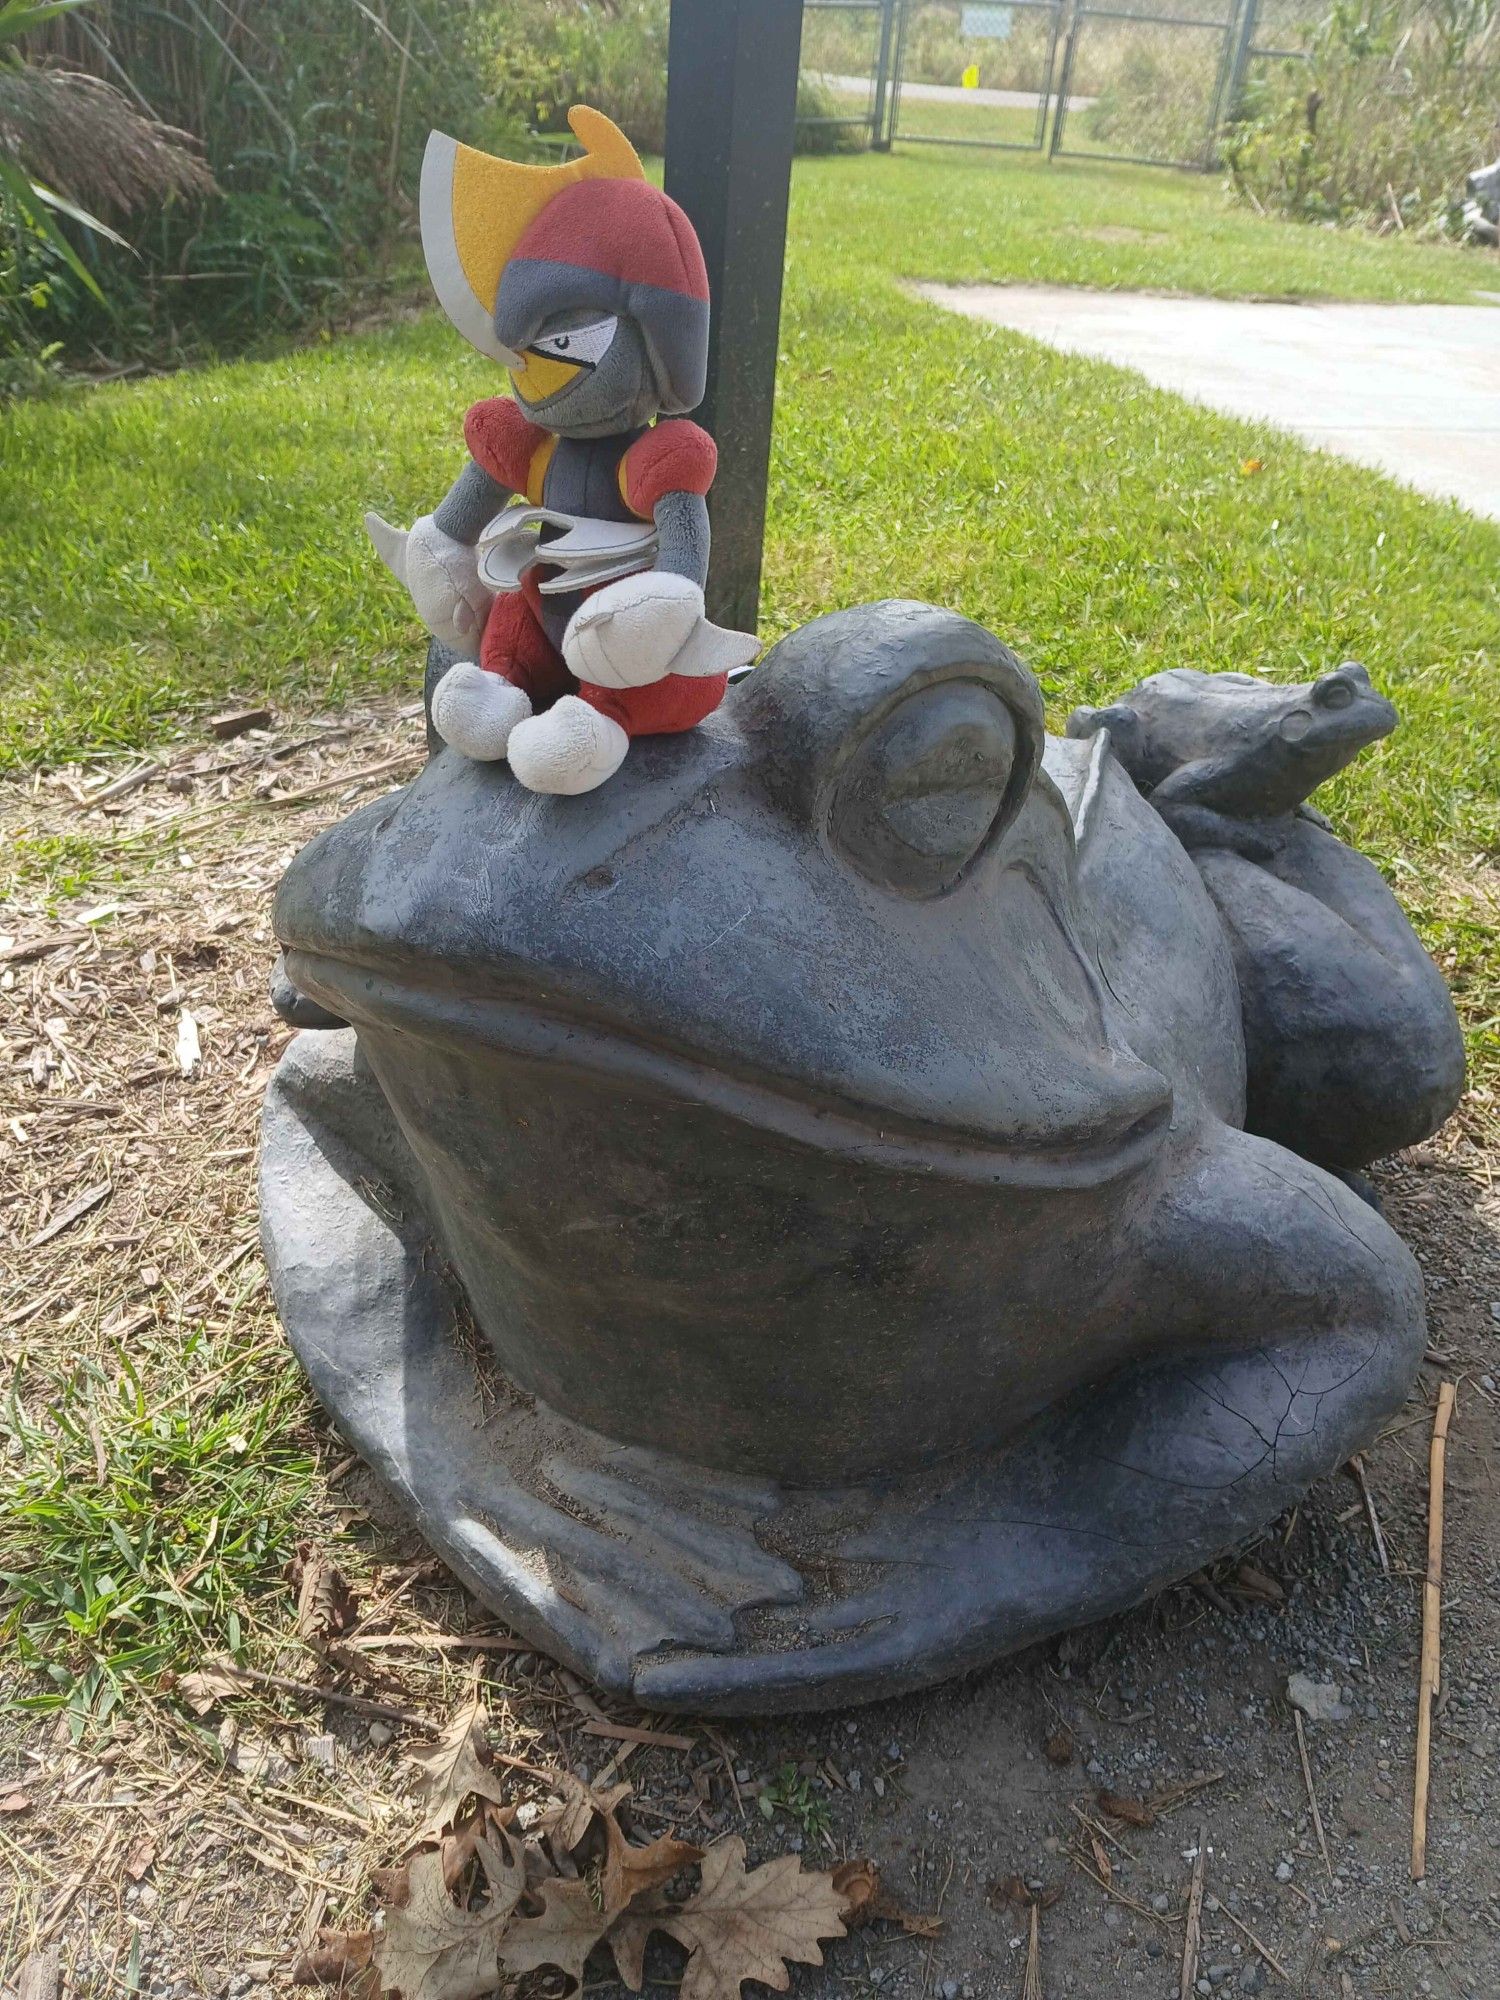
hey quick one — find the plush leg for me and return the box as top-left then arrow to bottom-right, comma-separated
430,663 -> 532,761
507,695 -> 629,795
580,670 -> 730,738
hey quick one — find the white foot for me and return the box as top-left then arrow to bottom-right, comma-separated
430,663 -> 531,761
506,696 -> 629,795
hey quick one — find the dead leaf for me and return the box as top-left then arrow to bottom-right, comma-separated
601,1812 -> 702,1918
1230,1559 -> 1284,1603
175,1008 -> 201,1075
291,1929 -> 375,1990
408,1692 -> 511,1837
175,1661 -> 246,1714
287,1542 -> 359,1649
1044,1725 -> 1075,1766
1089,1832 -> 1112,1886
374,1834 -> 524,2000
1098,1790 -> 1156,1829
608,1906 -> 656,1992
0,1788 -> 33,1813
496,1874 -> 611,1982
656,1836 -> 847,2000
539,1771 -> 633,1854
123,1836 -> 156,1881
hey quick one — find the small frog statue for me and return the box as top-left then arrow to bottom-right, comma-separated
366,107 -> 757,795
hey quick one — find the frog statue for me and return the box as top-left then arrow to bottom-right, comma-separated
260,603 -> 1465,1712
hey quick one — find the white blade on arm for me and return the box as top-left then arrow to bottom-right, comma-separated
364,512 -> 410,586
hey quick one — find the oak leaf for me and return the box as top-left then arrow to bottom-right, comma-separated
373,1834 -> 523,2000
408,1694 -> 511,1836
658,1836 -> 847,1999
495,1874 -> 612,1982
538,1771 -> 632,1854
600,1812 -> 702,1917
607,1905 -> 660,1993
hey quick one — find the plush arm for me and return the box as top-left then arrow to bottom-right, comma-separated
433,458 -> 511,545
653,489 -> 710,589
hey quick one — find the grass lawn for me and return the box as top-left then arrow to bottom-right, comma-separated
2,144 -> 1496,1083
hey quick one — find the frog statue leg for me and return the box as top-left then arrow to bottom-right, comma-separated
1160,802 -> 1465,1172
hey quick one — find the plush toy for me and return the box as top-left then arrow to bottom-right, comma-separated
366,106 -> 757,795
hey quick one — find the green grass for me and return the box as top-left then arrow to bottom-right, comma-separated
1,145 -> 1496,1086
1,1337 -> 315,1733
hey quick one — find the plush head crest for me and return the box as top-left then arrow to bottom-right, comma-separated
419,106 -> 646,365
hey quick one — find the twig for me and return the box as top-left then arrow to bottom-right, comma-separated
344,1632 -> 531,1655
1350,1453 -> 1390,1574
1069,1845 -> 1177,1929
1152,1769 -> 1226,1815
202,1659 -> 436,1731
1208,1897 -> 1291,1983
1412,1380 -> 1456,1881
581,1719 -> 695,1752
1293,1709 -> 1333,1880
1021,1900 -> 1042,2000
263,749 -> 421,806
35,1823 -> 116,1944
1180,1825 -> 1206,2000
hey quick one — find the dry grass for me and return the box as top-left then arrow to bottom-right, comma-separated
2,696 -> 1496,1998
0,699 -> 778,1997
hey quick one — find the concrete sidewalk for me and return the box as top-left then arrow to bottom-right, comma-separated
919,282 -> 1500,521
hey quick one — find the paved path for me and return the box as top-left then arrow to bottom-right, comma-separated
919,282 -> 1500,521
821,71 -> 1096,111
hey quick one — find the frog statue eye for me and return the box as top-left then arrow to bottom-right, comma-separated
828,682 -> 1023,898
528,316 -> 618,370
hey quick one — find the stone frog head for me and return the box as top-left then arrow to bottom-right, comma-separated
271,602 -> 1435,1506
273,602 -> 1198,1486
1068,662 -> 1396,820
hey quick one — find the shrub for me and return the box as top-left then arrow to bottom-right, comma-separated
1223,0 -> 1500,229
10,1 -> 483,368
485,0 -> 866,159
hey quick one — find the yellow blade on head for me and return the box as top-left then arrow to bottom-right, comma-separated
420,106 -> 645,363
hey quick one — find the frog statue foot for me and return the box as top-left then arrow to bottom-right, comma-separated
260,603 -> 1462,1712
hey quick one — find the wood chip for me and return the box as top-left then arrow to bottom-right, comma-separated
210,706 -> 274,739
28,1180 -> 111,1248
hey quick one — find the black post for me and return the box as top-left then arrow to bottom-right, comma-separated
665,0 -> 805,635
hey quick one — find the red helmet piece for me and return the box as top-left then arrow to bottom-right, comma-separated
496,180 -> 711,416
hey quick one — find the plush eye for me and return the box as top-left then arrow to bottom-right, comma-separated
828,682 -> 1020,897
529,317 -> 617,368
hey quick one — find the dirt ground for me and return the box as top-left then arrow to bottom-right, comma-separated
2,699 -> 1497,2000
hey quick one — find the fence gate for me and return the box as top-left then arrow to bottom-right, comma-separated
889,0 -> 1066,152
797,0 -> 901,150
1048,0 -> 1246,169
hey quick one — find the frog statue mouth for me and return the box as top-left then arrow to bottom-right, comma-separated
260,603 -> 1443,1712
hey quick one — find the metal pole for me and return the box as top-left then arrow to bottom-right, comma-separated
1223,0 -> 1262,126
871,0 -> 898,151
664,0 -> 806,635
